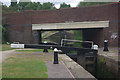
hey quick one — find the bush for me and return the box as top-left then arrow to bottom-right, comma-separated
0,25 -> 9,44
74,30 -> 82,48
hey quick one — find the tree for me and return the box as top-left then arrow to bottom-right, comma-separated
42,2 -> 56,10
77,2 -> 110,7
32,2 -> 42,10
18,0 -> 31,11
2,5 -> 16,14
19,0 -> 31,2
2,1 -> 56,13
11,0 -> 17,7
0,24 -> 9,44
24,2 -> 42,10
60,2 -> 71,8
36,2 -> 42,10
24,2 -> 33,10
2,5 -> 9,14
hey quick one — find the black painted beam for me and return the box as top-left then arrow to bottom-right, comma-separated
24,44 -> 98,52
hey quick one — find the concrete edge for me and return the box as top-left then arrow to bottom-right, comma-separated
59,54 -> 97,79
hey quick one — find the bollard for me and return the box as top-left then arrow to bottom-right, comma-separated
103,40 -> 109,51
43,41 -> 48,53
43,48 -> 48,52
53,48 -> 59,64
93,45 -> 98,50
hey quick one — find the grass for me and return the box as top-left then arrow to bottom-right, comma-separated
1,44 -> 15,51
42,31 -> 57,38
42,33 -> 49,38
2,45 -> 63,78
2,57 -> 48,78
2,49 -> 62,78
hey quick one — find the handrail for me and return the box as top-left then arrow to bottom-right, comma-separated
61,39 -> 94,49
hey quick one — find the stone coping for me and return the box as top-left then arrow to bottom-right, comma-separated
59,54 -> 96,79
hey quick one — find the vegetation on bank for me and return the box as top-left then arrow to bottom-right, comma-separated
97,57 -> 116,79
1,44 -> 14,51
0,25 -> 9,44
74,30 -> 82,47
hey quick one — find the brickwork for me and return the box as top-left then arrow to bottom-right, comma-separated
2,3 -> 120,47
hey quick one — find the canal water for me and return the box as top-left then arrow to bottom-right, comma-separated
66,52 -> 118,80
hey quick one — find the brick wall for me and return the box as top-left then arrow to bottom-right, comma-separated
2,3 -> 120,47
118,3 -> 120,47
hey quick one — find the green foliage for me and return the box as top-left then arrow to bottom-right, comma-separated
74,30 -> 82,40
2,1 -> 56,14
77,2 -> 110,7
36,2 -> 43,10
0,25 -> 9,44
99,57 -> 106,64
17,2 -> 31,11
24,2 -> 41,10
23,2 -> 32,10
2,5 -> 16,14
42,2 -> 56,10
60,2 -> 71,8
97,57 -> 116,78
1,44 -> 15,51
74,30 -> 82,48
11,0 -> 17,7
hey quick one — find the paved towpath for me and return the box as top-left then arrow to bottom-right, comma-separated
46,61 -> 73,78
0,50 -> 16,63
98,47 -> 118,61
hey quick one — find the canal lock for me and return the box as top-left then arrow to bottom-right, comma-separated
66,50 -> 117,80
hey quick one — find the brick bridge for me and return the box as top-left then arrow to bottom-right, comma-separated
2,2 -> 120,47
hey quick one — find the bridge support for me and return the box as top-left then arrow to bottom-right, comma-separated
37,30 -> 42,44
61,30 -> 66,46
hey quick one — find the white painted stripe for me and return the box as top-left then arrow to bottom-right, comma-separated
61,61 -> 76,79
11,44 -> 24,48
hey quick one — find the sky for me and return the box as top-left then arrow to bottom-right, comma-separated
0,0 -> 84,8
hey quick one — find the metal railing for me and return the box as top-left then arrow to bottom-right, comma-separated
61,39 -> 94,49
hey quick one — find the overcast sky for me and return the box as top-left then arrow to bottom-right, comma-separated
0,0 -> 84,8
